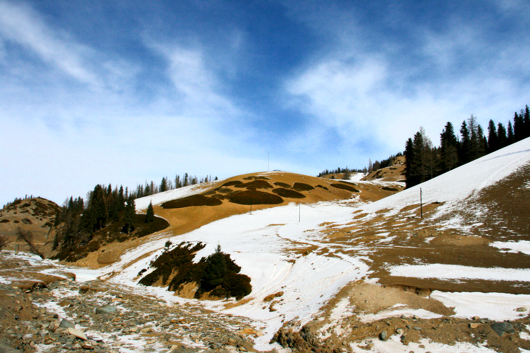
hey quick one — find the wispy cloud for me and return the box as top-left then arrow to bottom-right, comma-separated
0,1 -> 100,86
282,1 -> 530,158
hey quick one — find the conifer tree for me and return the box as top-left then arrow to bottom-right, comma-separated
459,121 -> 472,164
440,122 -> 458,172
514,112 -> 524,142
487,120 -> 498,153
160,177 -> 168,192
507,121 -> 515,145
122,196 -> 136,234
523,105 -> 530,138
145,202 -> 155,223
497,123 -> 508,149
476,124 -> 487,158
404,138 -> 415,188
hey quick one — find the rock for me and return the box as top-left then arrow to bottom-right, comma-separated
379,330 -> 388,341
59,319 -> 75,329
95,305 -> 117,314
67,327 -> 88,340
396,328 -> 404,334
469,323 -> 480,329
490,322 -> 515,337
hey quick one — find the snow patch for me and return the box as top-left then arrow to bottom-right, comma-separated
431,291 -> 530,321
490,240 -> 530,255
389,263 -> 530,282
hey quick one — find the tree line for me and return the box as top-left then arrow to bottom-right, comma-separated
53,172 -> 217,252
133,173 -> 217,199
53,184 -> 137,251
405,105 -> 530,188
317,153 -> 403,179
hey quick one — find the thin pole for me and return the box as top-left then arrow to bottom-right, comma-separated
420,188 -> 423,219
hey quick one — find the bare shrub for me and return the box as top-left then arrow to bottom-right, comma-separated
0,234 -> 9,250
16,227 -> 45,259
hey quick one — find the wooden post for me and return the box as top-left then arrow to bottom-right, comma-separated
420,188 -> 423,219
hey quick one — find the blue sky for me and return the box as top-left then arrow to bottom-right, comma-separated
1,0 -> 529,206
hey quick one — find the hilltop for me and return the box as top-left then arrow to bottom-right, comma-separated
0,197 -> 59,254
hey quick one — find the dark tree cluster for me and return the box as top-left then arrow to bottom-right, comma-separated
405,105 -> 530,188
317,167 -> 365,178
140,243 -> 252,300
53,184 -> 136,252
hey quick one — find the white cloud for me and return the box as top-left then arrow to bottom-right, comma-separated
0,1 -> 101,86
282,5 -> 530,159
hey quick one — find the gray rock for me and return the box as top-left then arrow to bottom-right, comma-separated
379,330 -> 388,341
59,319 -> 75,329
490,322 -> 515,337
95,305 -> 117,314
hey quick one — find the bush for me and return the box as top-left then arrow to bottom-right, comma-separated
227,190 -> 283,205
330,183 -> 360,192
142,243 -> 252,300
234,179 -> 273,190
223,181 -> 243,187
274,182 -> 291,188
243,176 -> 270,180
214,187 -> 233,194
162,195 -> 222,209
272,188 -> 306,199
293,183 -> 314,191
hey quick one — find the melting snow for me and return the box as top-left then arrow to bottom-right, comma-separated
389,263 -> 530,282
490,240 -> 530,255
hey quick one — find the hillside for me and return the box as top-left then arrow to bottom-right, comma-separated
76,171 -> 400,269
362,155 -> 406,182
0,197 -> 59,254
0,138 -> 529,353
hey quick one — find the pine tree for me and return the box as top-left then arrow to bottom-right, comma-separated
487,120 -> 498,153
524,106 -> 530,139
514,112 -> 524,142
459,121 -> 472,165
404,138 -> 415,188
440,122 -> 458,173
122,196 -> 136,234
145,202 -> 155,223
476,124 -> 487,158
497,123 -> 508,149
160,177 -> 168,192
507,121 -> 515,145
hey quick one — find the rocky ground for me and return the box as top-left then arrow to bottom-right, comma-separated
0,253 -> 261,353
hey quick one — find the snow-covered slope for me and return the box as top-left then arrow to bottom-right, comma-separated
363,137 -> 530,214
55,137 -> 530,352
